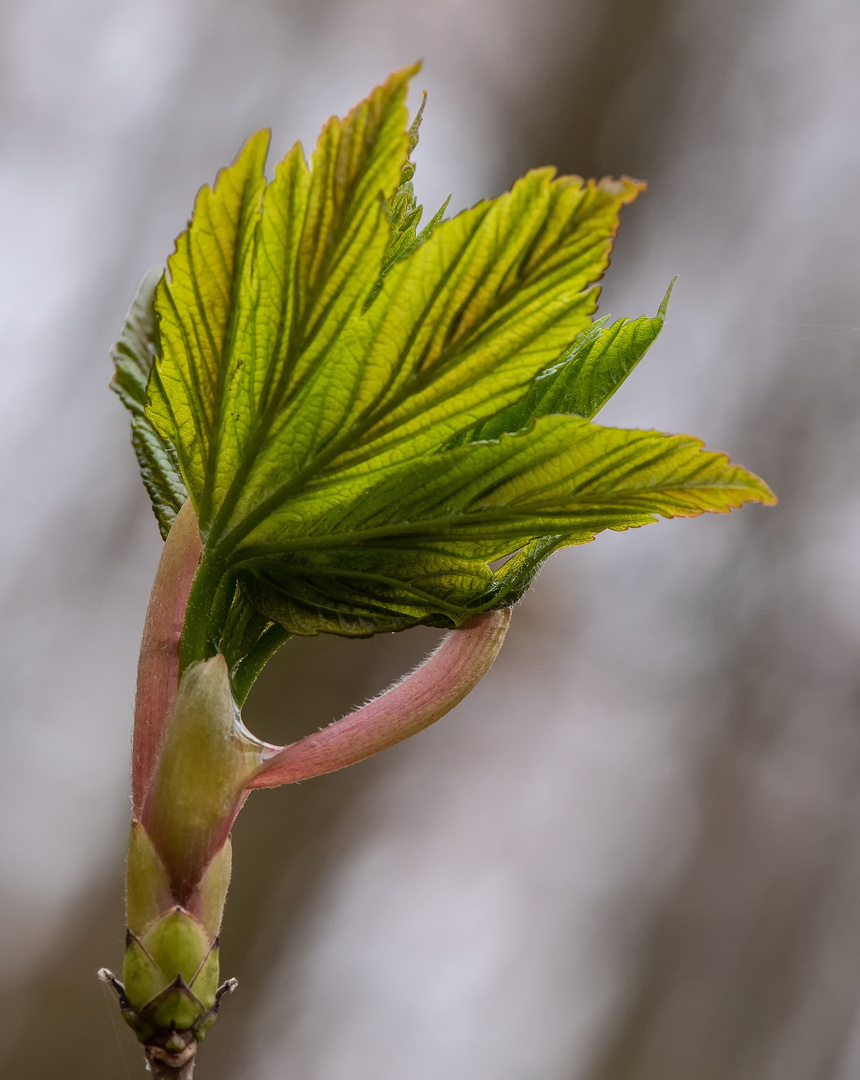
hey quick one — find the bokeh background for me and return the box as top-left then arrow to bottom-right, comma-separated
2,0 -> 860,1077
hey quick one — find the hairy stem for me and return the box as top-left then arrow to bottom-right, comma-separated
247,608 -> 510,787
132,499 -> 202,815
145,1047 -> 196,1080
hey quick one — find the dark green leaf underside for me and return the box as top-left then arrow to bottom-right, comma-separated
111,269 -> 187,538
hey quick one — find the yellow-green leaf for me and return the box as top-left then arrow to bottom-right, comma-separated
111,67 -> 776,658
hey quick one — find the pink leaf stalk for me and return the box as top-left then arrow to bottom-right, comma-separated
247,609 -> 511,789
132,500 -> 202,815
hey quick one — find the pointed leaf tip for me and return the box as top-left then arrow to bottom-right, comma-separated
658,276 -> 678,318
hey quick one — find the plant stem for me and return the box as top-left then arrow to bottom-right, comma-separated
132,499 -> 202,815
145,1047 -> 196,1080
248,608 -> 510,787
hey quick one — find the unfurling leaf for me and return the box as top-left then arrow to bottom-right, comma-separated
112,64 -> 775,659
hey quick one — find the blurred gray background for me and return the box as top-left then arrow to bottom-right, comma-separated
2,0 -> 860,1077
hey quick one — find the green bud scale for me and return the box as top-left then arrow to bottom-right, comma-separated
99,819 -> 237,1074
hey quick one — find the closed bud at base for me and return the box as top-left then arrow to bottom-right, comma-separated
99,964 -> 236,1077
99,816 -> 237,1068
122,907 -> 220,1042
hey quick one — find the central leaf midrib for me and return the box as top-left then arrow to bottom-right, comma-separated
228,467 -> 754,560
227,507 -> 648,561
271,566 -> 474,615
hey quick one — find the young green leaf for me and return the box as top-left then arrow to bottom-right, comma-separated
150,149 -> 646,554
147,127 -> 271,524
311,168 -> 646,482
112,66 -> 775,653
448,279 -> 677,447
366,91 -> 451,307
235,415 -> 774,634
110,269 -> 188,538
147,66 -> 418,547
